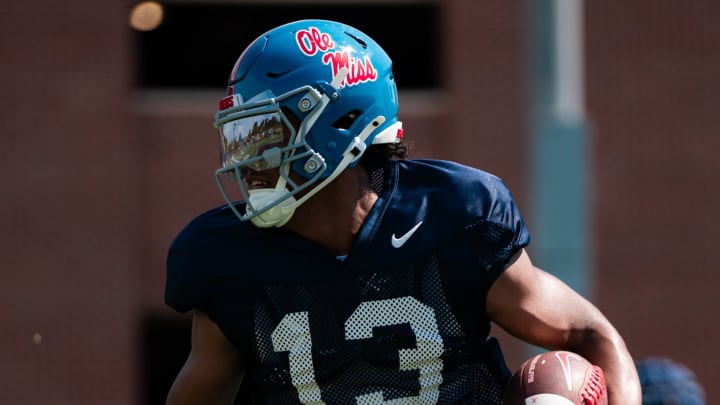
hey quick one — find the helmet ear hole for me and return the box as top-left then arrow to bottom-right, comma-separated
332,109 -> 362,130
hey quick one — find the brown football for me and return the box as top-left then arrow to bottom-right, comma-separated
502,350 -> 607,405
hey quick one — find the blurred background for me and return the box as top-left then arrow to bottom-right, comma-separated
1,0 -> 718,403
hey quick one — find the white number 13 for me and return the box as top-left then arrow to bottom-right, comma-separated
271,296 -> 445,404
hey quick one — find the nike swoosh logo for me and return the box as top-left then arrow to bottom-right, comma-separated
391,221 -> 423,248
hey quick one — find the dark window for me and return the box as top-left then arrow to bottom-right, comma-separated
135,3 -> 440,89
140,315 -> 254,404
140,316 -> 191,405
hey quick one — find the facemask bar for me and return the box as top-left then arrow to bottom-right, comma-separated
213,83 -> 337,223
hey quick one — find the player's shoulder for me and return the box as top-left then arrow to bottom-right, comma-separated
400,159 -> 508,191
171,204 -> 251,249
165,203 -> 270,312
178,202 -> 248,233
397,159 -> 517,214
166,203 -> 263,281
381,158 -> 529,272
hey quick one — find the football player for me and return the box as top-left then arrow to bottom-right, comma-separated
164,19 -> 641,404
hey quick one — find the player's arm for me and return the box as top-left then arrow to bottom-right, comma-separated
166,310 -> 246,405
486,249 -> 641,405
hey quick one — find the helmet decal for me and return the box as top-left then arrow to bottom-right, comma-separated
295,27 -> 377,88
214,20 -> 401,226
295,27 -> 335,56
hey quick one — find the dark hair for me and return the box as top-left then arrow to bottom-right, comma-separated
359,140 -> 409,170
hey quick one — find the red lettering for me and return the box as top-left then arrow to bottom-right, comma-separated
293,27 -> 378,88
322,51 -> 378,87
296,27 -> 335,56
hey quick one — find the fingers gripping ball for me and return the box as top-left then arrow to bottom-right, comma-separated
502,351 -> 607,405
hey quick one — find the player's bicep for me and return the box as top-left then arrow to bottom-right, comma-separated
166,310 -> 246,405
486,249 -> 602,350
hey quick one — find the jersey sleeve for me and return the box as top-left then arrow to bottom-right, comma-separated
423,161 -> 531,332
392,159 -> 530,291
416,159 -> 530,265
465,172 -> 530,273
163,206 -> 256,348
164,224 -> 206,314
419,159 -> 531,280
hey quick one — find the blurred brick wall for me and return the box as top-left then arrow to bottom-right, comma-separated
0,0 -> 140,404
586,0 -> 720,398
2,0 -> 718,403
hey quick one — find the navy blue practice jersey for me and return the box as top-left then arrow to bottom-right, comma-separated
165,159 -> 531,404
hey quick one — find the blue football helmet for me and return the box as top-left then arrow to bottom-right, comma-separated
214,19 -> 403,227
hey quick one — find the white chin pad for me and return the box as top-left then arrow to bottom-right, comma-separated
247,189 -> 297,228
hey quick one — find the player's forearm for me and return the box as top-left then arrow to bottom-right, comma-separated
574,326 -> 641,405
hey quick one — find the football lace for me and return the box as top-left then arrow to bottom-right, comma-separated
581,365 -> 607,405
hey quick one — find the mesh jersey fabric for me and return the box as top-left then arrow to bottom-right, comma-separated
165,159 -> 531,404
